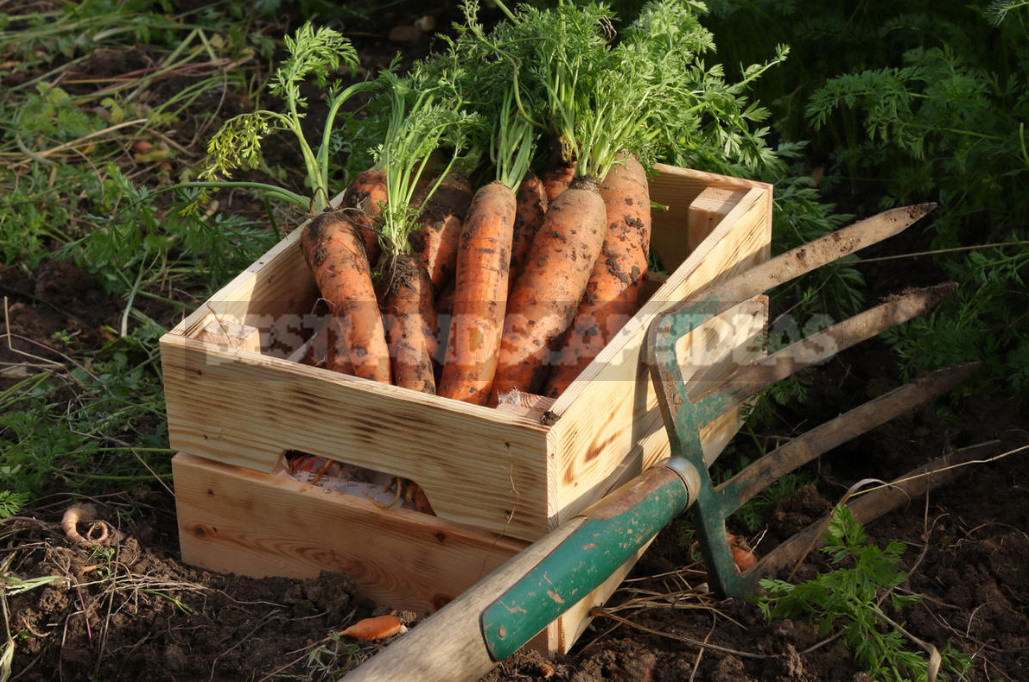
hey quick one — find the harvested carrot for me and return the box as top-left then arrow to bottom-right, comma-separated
540,139 -> 576,202
492,177 -> 608,399
543,154 -> 651,398
300,212 -> 391,383
509,171 -> 547,290
408,171 -> 473,291
342,168 -> 387,262
339,614 -> 408,640
438,181 -> 517,404
379,254 -> 439,393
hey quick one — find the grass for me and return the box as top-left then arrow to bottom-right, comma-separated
0,1 -> 287,518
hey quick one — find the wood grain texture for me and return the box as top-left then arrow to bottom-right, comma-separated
163,344 -> 553,539
687,187 -> 749,256
195,320 -> 260,353
174,453 -> 526,611
649,163 -> 769,268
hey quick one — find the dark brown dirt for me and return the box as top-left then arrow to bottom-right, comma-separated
3,4 -> 1027,682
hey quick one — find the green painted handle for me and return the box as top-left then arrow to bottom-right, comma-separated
480,465 -> 691,660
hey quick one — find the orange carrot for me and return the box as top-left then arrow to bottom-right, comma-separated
339,614 -> 407,640
726,533 -> 758,571
509,171 -> 547,290
492,177 -> 608,400
379,254 -> 439,393
300,212 -> 391,383
543,154 -> 651,398
540,143 -> 576,202
342,168 -> 387,262
408,171 -> 473,291
438,181 -> 517,405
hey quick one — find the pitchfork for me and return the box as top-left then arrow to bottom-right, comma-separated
344,203 -> 980,681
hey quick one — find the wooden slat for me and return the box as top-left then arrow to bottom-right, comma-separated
173,453 -> 525,613
162,340 -> 553,540
650,163 -> 770,269
195,320 -> 261,353
687,187 -> 749,257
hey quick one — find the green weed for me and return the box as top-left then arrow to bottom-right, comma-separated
756,505 -> 971,681
0,328 -> 173,502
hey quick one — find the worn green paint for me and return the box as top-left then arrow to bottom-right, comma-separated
481,477 -> 689,661
647,299 -> 760,598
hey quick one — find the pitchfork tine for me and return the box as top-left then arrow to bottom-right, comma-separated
699,203 -> 937,307
695,283 -> 957,418
718,362 -> 981,510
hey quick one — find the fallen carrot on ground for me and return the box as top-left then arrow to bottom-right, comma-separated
726,532 -> 758,571
339,615 -> 407,640
62,503 -> 110,546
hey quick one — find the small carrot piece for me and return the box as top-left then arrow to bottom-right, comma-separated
438,181 -> 517,405
339,614 -> 407,640
379,254 -> 439,393
492,177 -> 608,399
726,533 -> 758,571
509,171 -> 548,291
409,171 -> 473,292
342,168 -> 388,262
543,154 -> 651,398
300,212 -> 391,383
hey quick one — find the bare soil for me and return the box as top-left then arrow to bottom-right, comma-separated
2,5 -> 1027,682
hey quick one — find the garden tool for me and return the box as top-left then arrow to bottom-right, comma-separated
344,203 -> 980,682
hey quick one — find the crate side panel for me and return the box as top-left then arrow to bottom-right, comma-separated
549,190 -> 772,527
649,164 -> 770,269
173,453 -> 525,615
163,343 -> 552,540
175,227 -> 321,354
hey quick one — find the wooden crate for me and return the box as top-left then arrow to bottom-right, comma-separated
162,163 -> 771,653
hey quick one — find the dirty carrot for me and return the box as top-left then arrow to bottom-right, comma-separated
379,254 -> 439,393
438,85 -> 532,404
339,614 -> 408,640
540,149 -> 576,203
727,532 -> 758,571
543,154 -> 651,398
362,67 -> 476,392
508,171 -> 547,290
408,170 -> 473,291
300,211 -> 391,383
342,168 -> 388,262
492,176 -> 608,399
438,181 -> 518,404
